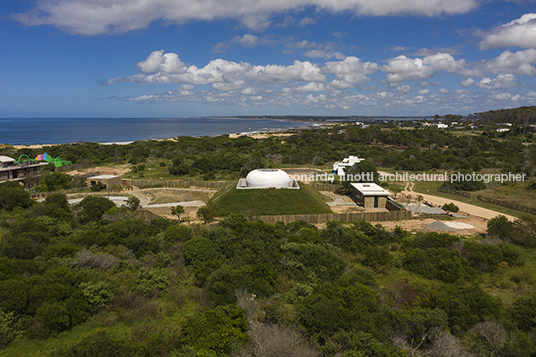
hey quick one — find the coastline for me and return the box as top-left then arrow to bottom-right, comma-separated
3,120 -> 336,149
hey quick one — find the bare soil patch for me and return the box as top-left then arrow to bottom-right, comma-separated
139,188 -> 213,205
372,215 -> 487,236
145,205 -> 202,223
330,206 -> 364,213
65,164 -> 132,176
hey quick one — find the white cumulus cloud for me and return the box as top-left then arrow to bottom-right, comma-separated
324,56 -> 379,87
12,0 -> 479,35
475,74 -> 518,89
104,48 -> 536,113
479,13 -> 536,49
137,50 -> 186,74
382,53 -> 465,83
103,51 -> 326,86
460,78 -> 475,87
294,82 -> 326,92
465,49 -> 536,76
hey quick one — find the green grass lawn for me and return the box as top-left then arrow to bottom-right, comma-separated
124,162 -> 240,182
212,182 -> 333,216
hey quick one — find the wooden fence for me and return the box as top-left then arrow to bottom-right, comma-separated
477,196 -> 536,215
123,179 -> 229,189
437,186 -> 473,198
437,186 -> 536,215
251,209 -> 411,224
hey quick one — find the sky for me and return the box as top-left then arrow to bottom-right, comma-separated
1,0 -> 536,118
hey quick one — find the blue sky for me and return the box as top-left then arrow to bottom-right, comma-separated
1,0 -> 536,118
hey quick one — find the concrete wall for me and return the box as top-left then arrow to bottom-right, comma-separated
87,176 -> 122,189
361,196 -> 387,208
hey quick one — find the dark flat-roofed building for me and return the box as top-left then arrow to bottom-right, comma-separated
0,155 -> 49,187
350,182 -> 391,209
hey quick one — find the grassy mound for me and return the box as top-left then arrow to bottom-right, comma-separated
212,182 -> 332,216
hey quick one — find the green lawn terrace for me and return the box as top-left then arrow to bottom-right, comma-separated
210,182 -> 332,217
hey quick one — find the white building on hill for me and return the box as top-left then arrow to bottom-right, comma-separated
237,169 -> 300,189
333,155 -> 364,176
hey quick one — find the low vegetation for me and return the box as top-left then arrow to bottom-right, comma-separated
1,184 -> 536,356
0,105 -> 535,356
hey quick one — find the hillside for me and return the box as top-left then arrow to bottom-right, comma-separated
1,187 -> 536,356
211,182 -> 332,216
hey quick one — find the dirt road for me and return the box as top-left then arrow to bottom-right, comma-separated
404,181 -> 516,221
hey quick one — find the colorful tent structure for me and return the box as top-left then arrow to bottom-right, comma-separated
16,153 -> 72,168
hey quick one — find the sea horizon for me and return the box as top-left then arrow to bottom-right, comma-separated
0,117 -> 315,146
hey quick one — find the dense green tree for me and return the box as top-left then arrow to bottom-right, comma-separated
0,182 -> 33,211
487,215 -> 513,240
76,196 -> 116,224
180,305 -> 249,355
124,196 -> 140,211
38,172 -> 72,192
441,202 -> 459,213
509,293 -> 536,331
416,284 -> 503,334
183,236 -> 221,268
170,205 -> 185,221
299,283 -> 380,338
197,205 -> 217,223
43,193 -> 72,219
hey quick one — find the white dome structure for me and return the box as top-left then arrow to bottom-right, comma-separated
237,169 -> 299,189
246,169 -> 290,188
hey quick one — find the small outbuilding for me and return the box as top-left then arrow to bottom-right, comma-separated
86,175 -> 122,190
237,169 -> 300,189
350,182 -> 391,209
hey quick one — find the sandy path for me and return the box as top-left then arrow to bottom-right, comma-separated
404,180 -> 516,221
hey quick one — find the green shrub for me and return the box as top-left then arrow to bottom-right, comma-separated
0,308 -> 22,348
38,172 -> 72,192
81,281 -> 114,312
76,196 -> 116,224
50,328 -> 135,357
180,305 -> 248,355
0,182 -> 33,211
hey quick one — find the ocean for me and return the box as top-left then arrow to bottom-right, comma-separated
0,117 -> 314,145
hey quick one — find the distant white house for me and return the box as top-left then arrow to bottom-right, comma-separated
496,128 -> 510,132
333,155 -> 364,176
434,123 -> 448,129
